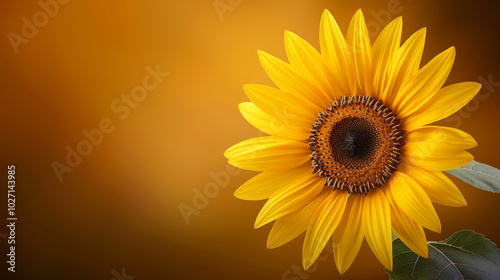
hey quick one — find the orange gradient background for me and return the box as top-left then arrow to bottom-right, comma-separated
1,0 -> 500,279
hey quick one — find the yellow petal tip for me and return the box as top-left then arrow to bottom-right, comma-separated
321,9 -> 335,25
471,139 -> 478,149
233,188 -> 243,199
223,148 -> 232,159
419,248 -> 429,259
447,46 -> 457,56
253,221 -> 262,229
335,262 -> 349,275
226,159 -> 241,170
266,238 -> 278,249
254,215 -> 268,229
237,102 -> 248,112
302,257 -> 315,271
414,27 -> 427,40
434,225 -> 442,234
257,49 -> 267,59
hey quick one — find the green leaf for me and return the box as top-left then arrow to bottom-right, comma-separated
446,160 -> 500,193
387,230 -> 500,280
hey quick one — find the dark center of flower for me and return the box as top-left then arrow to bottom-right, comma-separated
330,117 -> 380,166
308,95 -> 405,194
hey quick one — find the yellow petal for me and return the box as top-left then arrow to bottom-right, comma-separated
224,136 -> 310,171
387,28 -> 426,106
258,50 -> 329,108
267,190 -> 330,248
395,47 -> 456,118
363,188 -> 392,271
303,190 -> 348,269
346,9 -> 372,96
402,82 -> 482,130
284,31 -> 336,100
386,192 -> 428,258
398,163 -> 467,207
239,102 -> 309,140
372,17 -> 402,101
239,102 -> 274,135
234,163 -> 312,201
387,171 -> 441,233
403,142 -> 474,171
243,84 -> 318,125
255,174 -> 324,228
332,195 -> 365,274
319,9 -> 356,95
405,126 -> 477,150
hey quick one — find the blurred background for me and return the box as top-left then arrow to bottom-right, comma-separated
1,0 -> 500,279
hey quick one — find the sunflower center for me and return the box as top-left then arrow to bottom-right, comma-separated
331,117 -> 379,165
309,96 -> 405,194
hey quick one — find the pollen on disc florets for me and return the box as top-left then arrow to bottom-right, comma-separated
308,95 -> 405,194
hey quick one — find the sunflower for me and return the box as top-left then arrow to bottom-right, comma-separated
224,9 -> 481,273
